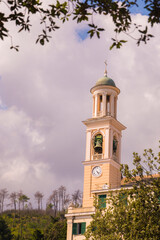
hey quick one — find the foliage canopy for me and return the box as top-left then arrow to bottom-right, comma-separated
0,0 -> 160,50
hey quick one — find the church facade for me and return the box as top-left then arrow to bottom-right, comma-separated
65,68 -> 126,240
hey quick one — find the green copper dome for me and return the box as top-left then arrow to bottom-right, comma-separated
95,75 -> 116,87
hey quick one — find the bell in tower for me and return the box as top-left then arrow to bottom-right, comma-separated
94,134 -> 103,154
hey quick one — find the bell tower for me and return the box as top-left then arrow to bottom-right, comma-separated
82,65 -> 126,208
66,65 -> 126,240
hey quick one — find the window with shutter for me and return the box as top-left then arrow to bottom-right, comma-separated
98,194 -> 106,208
72,222 -> 86,235
81,222 -> 86,234
72,223 -> 77,235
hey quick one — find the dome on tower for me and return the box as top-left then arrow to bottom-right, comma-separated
95,75 -> 116,87
90,62 -> 118,92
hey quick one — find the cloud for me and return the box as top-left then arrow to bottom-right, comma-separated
0,13 -> 160,202
0,107 -> 47,183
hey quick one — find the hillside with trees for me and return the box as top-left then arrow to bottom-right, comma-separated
0,186 -> 82,240
1,210 -> 66,240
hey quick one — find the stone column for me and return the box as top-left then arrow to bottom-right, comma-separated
110,94 -> 114,117
95,94 -> 98,117
114,96 -> 118,118
102,93 -> 106,116
92,95 -> 95,117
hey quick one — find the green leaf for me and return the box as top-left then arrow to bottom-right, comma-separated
96,31 -> 100,38
110,42 -> 116,50
40,38 -> 44,45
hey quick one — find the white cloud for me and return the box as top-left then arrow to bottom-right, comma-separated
1,157 -> 30,182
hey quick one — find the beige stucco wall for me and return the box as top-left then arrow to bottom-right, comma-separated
108,163 -> 121,189
66,216 -> 92,240
83,161 -> 120,207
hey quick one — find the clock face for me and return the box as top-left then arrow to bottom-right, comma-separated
92,166 -> 102,177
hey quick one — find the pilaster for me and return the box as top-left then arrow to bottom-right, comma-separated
85,131 -> 91,161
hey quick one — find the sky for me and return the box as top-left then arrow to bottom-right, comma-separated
0,8 -> 160,206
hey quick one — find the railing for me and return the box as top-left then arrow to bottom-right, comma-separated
93,154 -> 103,160
92,183 -> 121,191
93,112 -> 116,118
106,112 -> 111,116
97,111 -> 103,117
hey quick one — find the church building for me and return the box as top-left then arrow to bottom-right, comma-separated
65,66 -> 126,240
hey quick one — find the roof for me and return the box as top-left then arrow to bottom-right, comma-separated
95,75 -> 116,87
121,173 -> 160,186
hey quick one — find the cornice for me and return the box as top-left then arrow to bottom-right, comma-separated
82,116 -> 126,131
91,186 -> 133,194
82,158 -> 121,168
65,211 -> 95,218
90,85 -> 120,95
